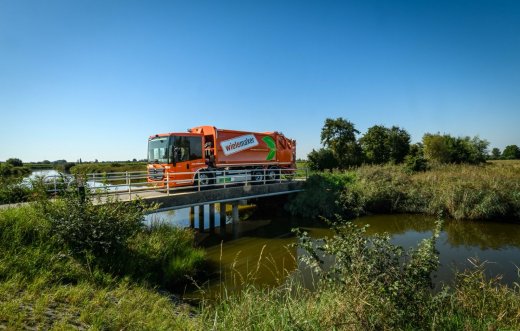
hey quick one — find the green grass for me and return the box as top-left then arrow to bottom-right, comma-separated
2,172 -> 520,329
290,162 -> 520,221
0,198 -> 205,330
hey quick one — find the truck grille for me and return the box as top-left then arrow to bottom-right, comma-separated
148,168 -> 164,181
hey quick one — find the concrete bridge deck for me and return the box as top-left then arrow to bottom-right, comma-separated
102,181 -> 304,211
0,181 -> 304,212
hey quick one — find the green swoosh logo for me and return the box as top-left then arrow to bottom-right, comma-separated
262,136 -> 276,160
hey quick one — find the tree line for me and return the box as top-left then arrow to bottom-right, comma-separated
308,117 -> 519,171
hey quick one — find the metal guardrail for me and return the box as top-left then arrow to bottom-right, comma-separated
32,168 -> 308,199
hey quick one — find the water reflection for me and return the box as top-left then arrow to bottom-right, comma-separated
444,220 -> 520,250
356,214 -> 520,288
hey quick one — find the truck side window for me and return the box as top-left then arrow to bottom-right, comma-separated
187,137 -> 203,160
173,137 -> 189,162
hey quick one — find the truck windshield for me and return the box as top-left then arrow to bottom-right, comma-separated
148,137 -> 171,164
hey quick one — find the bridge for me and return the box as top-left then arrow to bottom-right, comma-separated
8,169 -> 307,233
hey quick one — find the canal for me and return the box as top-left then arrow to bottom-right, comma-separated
146,205 -> 520,298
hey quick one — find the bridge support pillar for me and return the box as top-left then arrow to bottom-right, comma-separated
198,205 -> 204,232
209,203 -> 215,234
219,203 -> 227,233
232,202 -> 239,222
189,206 -> 195,229
232,202 -> 239,238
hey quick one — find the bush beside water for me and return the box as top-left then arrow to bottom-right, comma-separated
290,162 -> 520,221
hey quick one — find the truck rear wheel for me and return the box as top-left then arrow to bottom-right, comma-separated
266,167 -> 280,183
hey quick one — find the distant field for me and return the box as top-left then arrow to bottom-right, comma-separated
70,162 -> 147,174
26,163 -> 54,170
487,159 -> 520,168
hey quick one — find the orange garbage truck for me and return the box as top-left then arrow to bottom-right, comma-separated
147,125 -> 296,188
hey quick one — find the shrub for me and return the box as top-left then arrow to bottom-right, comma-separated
0,177 -> 31,204
42,189 -> 144,265
307,148 -> 338,171
287,172 -> 355,219
295,216 -> 441,328
126,222 -> 205,288
404,154 -> 428,173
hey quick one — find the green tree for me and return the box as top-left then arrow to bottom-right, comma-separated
467,136 -> 489,164
422,134 -> 451,164
423,133 -> 488,164
491,148 -> 501,160
502,145 -> 520,159
387,126 -> 411,163
360,125 -> 389,164
408,143 -> 424,157
359,124 -> 412,164
307,148 -> 338,171
320,117 -> 362,168
6,158 -> 23,167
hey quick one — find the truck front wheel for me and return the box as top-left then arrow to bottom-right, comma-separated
251,169 -> 264,184
196,171 -> 214,189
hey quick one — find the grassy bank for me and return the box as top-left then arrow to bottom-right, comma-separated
289,161 -> 520,221
2,171 -> 520,329
0,192 -> 205,329
2,199 -> 520,329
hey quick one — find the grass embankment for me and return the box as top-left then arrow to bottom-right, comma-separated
2,199 -> 520,329
0,193 -> 205,329
290,161 -> 520,221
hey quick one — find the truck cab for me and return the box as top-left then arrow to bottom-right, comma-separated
147,133 -> 207,187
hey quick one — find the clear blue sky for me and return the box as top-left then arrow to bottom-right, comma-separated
1,0 -> 519,162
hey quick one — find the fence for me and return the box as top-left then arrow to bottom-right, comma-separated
32,167 -> 308,199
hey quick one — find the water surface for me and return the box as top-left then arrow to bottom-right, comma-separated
142,208 -> 520,297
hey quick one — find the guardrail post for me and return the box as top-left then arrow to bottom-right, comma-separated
126,171 -> 131,200
263,168 -> 266,185
223,169 -> 227,188
279,168 -> 282,183
197,172 -> 201,191
53,176 -> 57,195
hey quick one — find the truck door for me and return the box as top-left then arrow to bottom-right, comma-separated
171,135 -> 204,186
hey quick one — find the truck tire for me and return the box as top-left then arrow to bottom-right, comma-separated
266,167 -> 280,183
251,169 -> 264,184
196,171 -> 214,190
